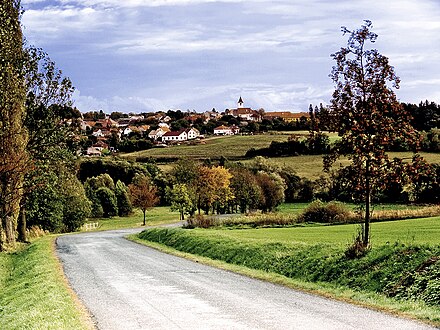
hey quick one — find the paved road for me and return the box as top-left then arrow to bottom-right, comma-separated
57,228 -> 436,330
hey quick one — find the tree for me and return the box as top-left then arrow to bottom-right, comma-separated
255,172 -> 285,212
193,166 -> 234,214
60,173 -> 91,232
115,180 -> 132,216
129,175 -> 159,225
324,21 -> 420,246
0,0 -> 29,250
167,184 -> 193,221
95,187 -> 118,218
84,174 -> 116,218
20,45 -> 76,241
230,168 -> 262,213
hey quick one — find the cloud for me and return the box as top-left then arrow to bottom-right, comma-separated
21,0 -> 440,113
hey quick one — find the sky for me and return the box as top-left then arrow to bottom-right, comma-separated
21,0 -> 440,114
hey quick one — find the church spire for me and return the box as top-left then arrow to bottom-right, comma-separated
238,96 -> 244,108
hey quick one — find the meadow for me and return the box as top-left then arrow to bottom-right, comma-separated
123,133 -> 294,161
188,216 -> 440,246
84,206 -> 180,231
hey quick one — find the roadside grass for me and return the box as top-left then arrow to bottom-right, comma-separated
136,222 -> 440,326
82,206 -> 180,231
0,236 -> 92,330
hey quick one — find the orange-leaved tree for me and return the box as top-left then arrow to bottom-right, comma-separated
129,174 -> 159,226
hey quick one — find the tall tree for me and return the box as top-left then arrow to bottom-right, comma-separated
129,175 -> 159,226
324,21 -> 419,246
20,46 -> 76,241
0,0 -> 29,250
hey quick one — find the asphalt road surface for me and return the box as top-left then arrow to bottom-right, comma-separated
57,228 -> 436,330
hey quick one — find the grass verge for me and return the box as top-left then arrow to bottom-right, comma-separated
134,227 -> 440,326
0,236 -> 93,330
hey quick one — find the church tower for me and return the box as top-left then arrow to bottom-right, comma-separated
238,96 -> 244,108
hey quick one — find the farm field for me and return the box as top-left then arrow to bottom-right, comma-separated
243,151 -> 440,179
191,216 -> 440,246
123,134 -> 292,160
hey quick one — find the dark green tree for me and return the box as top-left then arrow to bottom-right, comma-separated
95,187 -> 118,218
115,180 -> 132,216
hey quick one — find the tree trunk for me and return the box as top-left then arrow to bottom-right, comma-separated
0,216 -> 4,252
18,204 -> 27,243
5,214 -> 16,247
142,209 -> 146,226
364,160 -> 371,247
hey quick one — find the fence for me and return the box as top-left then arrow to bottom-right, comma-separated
82,222 -> 99,231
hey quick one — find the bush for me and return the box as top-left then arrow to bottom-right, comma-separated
185,214 -> 218,228
298,200 -> 351,223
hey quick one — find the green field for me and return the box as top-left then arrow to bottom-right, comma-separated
83,206 -> 180,231
121,132 -> 440,179
193,216 -> 440,246
243,152 -> 440,179
123,134 -> 289,160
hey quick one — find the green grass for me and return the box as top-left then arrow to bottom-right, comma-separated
195,216 -> 440,246
0,237 -> 92,330
277,202 -> 426,216
83,206 -> 180,231
243,151 -> 440,179
122,134 -> 288,160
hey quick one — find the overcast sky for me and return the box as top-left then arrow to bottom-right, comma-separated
21,0 -> 440,114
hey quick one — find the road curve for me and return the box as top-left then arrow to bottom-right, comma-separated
56,228 -> 435,330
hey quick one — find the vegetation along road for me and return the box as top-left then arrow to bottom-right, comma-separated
57,229 -> 435,330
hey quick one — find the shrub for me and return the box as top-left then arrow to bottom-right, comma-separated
185,214 -> 218,228
298,200 -> 351,223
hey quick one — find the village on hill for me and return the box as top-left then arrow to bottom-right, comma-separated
70,97 -> 311,156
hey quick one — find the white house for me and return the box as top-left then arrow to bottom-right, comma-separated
162,129 -> 188,142
148,127 -> 170,140
185,127 -> 200,140
86,147 -> 102,157
92,129 -> 104,137
214,125 -> 233,135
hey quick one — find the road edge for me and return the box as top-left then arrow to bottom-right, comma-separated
53,236 -> 97,330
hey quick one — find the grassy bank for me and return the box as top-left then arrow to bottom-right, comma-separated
0,237 -> 92,330
137,219 -> 440,325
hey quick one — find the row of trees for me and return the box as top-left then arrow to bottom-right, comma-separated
166,159 -> 287,219
1,2 -> 89,249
